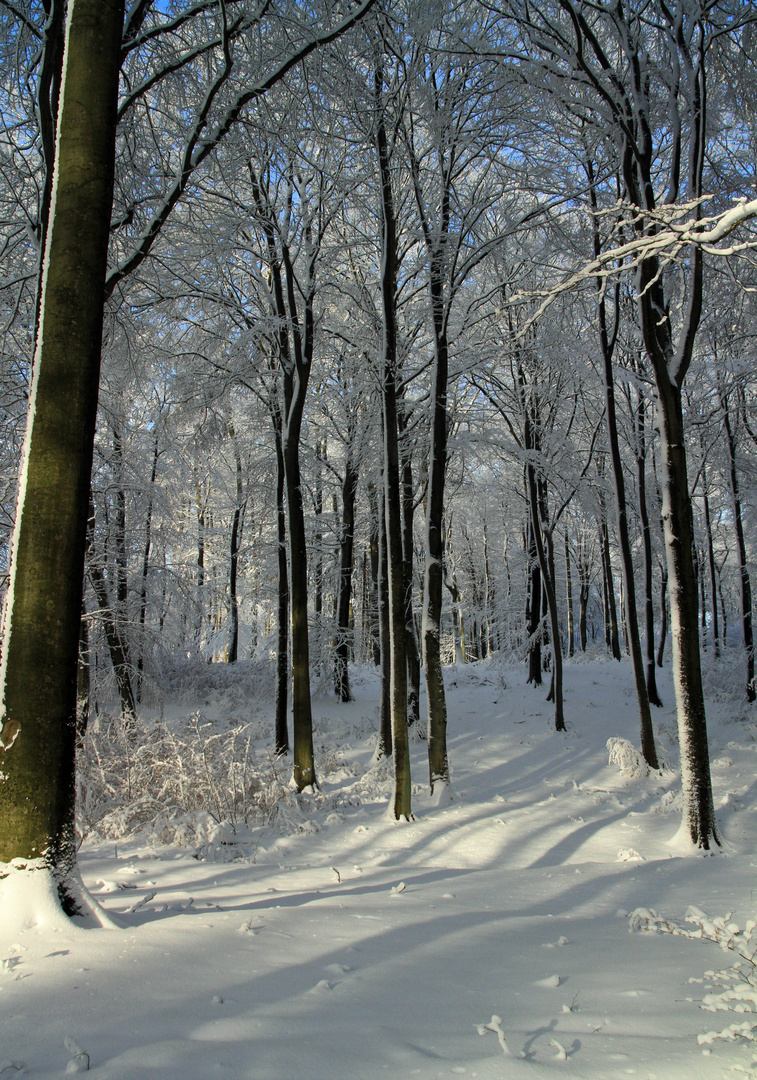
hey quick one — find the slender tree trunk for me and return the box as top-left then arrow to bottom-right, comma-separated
526,511 -> 543,684
377,480 -> 392,761
227,431 -> 245,665
76,602 -> 90,742
313,435 -> 324,673
368,482 -> 381,666
589,213 -> 658,763
137,429 -> 160,695
721,386 -> 755,701
375,65 -> 411,817
87,502 -> 136,720
0,0 -> 124,894
598,493 -> 621,660
334,458 -> 358,702
522,379 -> 565,732
398,408 -> 421,728
702,461 -> 720,659
564,532 -> 575,658
284,419 -> 316,789
657,563 -> 668,668
273,417 -> 289,756
636,388 -> 663,704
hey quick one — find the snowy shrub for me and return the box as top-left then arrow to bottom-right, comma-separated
629,906 -> 757,1076
77,710 -> 269,842
607,737 -> 649,778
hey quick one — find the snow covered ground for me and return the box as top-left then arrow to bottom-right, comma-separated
3,655 -> 757,1080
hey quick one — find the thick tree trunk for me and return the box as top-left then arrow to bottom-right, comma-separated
0,0 -> 123,894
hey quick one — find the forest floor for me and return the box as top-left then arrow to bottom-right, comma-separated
2,653 -> 757,1079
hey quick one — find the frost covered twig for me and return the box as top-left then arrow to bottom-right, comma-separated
630,906 -> 757,1075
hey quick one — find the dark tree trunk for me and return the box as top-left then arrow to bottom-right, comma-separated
586,167 -> 659,765
87,502 -> 136,720
564,532 -> 575,658
721,386 -> 754,701
375,62 -> 411,817
377,481 -> 392,761
702,462 -> 720,659
137,429 -> 160,696
334,457 -> 359,702
227,431 -> 245,665
368,482 -> 382,666
399,415 -> 421,727
273,416 -> 289,756
636,387 -> 663,704
526,511 -> 543,684
0,0 -> 124,894
598,494 -> 621,660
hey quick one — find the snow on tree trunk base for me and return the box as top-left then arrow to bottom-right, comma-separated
0,859 -> 122,945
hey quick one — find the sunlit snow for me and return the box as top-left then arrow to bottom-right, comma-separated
2,656 -> 756,1079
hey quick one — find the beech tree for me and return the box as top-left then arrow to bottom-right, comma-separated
0,0 -> 124,903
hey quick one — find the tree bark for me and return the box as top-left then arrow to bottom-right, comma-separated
375,60 -> 411,817
227,428 -> 245,665
564,532 -> 575,658
721,384 -> 754,701
0,0 -> 124,894
636,387 -> 663,704
334,457 -> 358,702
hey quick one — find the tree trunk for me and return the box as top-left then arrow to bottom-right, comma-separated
399,409 -> 421,728
721,385 -> 754,701
273,415 -> 289,756
227,430 -> 245,665
368,482 -> 381,666
284,418 -> 316,789
137,428 -> 160,695
526,511 -> 543,684
702,461 -> 720,659
564,532 -> 575,658
0,0 -> 124,897
375,63 -> 411,817
522,378 -> 565,732
589,202 -> 659,765
636,387 -> 663,704
377,481 -> 392,761
86,502 -> 137,720
334,457 -> 358,702
598,493 -> 621,660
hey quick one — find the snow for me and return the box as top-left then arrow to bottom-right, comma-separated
3,656 -> 757,1078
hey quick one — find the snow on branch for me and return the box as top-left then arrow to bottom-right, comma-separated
503,196 -> 757,337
